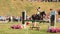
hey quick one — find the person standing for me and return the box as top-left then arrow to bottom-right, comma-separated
49,9 -> 58,27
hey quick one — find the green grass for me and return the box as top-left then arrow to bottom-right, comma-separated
0,22 -> 60,34
0,1 -> 60,33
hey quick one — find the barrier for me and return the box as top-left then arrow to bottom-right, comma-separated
22,11 -> 49,30
22,11 -> 49,24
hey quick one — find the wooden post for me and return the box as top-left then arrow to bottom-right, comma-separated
54,11 -> 56,28
22,10 -> 26,24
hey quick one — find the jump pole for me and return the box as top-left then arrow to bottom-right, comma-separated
54,11 -> 56,28
22,10 -> 26,28
22,10 -> 28,34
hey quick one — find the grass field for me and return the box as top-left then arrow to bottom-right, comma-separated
0,0 -> 60,16
0,22 -> 60,34
0,0 -> 60,34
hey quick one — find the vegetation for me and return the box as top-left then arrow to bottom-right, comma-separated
0,22 -> 60,34
0,0 -> 60,34
0,0 -> 60,16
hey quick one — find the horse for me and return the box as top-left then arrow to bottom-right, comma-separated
31,11 -> 46,21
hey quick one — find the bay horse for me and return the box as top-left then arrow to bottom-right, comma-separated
31,11 -> 46,21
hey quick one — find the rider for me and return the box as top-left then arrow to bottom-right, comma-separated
37,7 -> 41,15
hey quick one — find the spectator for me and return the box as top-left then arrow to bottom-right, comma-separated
49,9 -> 58,26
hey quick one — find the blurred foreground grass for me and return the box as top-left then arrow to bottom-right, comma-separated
0,22 -> 60,34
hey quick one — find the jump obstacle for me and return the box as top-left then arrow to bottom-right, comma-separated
22,11 -> 60,32
10,10 -> 60,33
47,11 -> 60,33
22,11 -> 49,24
21,11 -> 49,30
